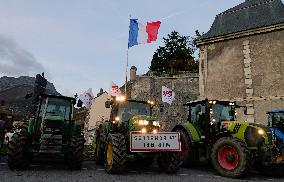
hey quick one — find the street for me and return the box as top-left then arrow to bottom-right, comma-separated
0,157 -> 282,182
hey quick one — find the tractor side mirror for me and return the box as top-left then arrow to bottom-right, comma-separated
105,100 -> 112,108
77,99 -> 83,107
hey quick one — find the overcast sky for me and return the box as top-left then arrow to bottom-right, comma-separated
0,0 -> 245,96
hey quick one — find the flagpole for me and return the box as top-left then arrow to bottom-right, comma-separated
125,48 -> 129,97
125,15 -> 131,98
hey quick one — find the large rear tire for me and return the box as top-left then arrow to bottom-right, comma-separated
67,135 -> 85,170
8,129 -> 31,170
211,137 -> 250,178
158,152 -> 181,173
104,133 -> 127,174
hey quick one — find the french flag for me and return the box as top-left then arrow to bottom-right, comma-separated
128,19 -> 161,48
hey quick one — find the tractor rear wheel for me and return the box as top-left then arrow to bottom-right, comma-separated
174,128 -> 194,167
8,129 -> 30,170
211,137 -> 250,178
158,152 -> 181,173
104,133 -> 127,174
67,135 -> 85,170
94,128 -> 105,165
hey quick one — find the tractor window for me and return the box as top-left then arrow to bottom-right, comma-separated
190,104 -> 206,125
211,104 -> 233,122
270,113 -> 284,129
118,102 -> 151,121
45,98 -> 72,120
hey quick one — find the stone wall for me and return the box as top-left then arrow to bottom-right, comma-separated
199,30 -> 284,124
130,73 -> 199,131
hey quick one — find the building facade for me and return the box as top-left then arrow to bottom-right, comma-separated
196,0 -> 284,124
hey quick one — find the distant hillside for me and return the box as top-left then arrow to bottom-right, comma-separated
0,76 -> 60,119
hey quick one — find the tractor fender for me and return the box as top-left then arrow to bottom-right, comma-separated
211,130 -> 232,143
172,122 -> 201,143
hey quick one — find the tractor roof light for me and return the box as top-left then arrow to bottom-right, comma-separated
115,95 -> 126,102
209,100 -> 216,104
229,102 -> 235,106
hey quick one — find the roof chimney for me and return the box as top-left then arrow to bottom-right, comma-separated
130,66 -> 137,81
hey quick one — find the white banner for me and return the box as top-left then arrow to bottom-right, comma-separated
78,88 -> 94,109
162,86 -> 175,104
109,81 -> 122,97
130,132 -> 180,152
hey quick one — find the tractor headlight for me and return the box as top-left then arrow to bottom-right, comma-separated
138,120 -> 149,125
153,121 -> 160,127
258,129 -> 265,135
141,128 -> 147,133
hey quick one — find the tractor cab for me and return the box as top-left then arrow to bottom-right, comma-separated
186,99 -> 236,138
267,110 -> 284,141
29,95 -> 76,136
110,99 -> 152,123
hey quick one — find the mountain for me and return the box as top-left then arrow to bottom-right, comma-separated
0,76 -> 60,119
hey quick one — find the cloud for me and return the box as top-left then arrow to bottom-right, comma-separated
0,35 -> 45,76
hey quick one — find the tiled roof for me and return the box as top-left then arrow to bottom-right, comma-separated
201,0 -> 284,39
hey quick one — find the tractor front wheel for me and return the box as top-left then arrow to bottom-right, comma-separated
174,128 -> 194,167
211,137 -> 250,178
158,152 -> 181,173
67,135 -> 85,170
104,133 -> 127,174
8,129 -> 31,170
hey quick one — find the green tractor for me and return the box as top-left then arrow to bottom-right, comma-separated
173,99 -> 284,178
94,96 -> 181,174
7,74 -> 84,170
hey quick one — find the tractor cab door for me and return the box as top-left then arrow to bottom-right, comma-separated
190,103 -> 209,138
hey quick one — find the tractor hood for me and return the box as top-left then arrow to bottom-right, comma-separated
222,121 -> 273,146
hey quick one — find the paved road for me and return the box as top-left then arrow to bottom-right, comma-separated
0,157 -> 283,182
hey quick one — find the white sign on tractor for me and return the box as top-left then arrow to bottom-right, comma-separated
130,132 -> 181,152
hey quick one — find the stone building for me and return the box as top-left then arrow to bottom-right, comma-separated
128,66 -> 199,130
196,0 -> 284,124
